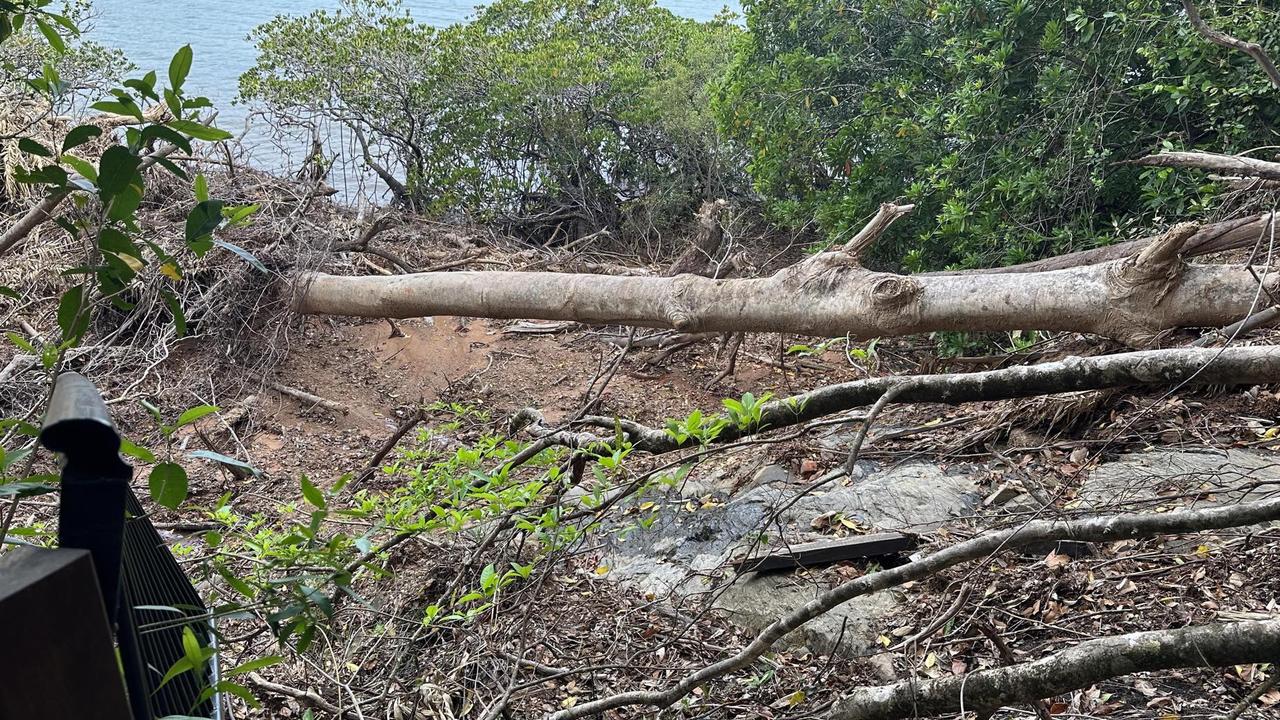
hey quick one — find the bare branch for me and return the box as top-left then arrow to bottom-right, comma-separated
841,202 -> 915,257
1182,0 -> 1280,89
548,495 -> 1280,719
1127,151 -> 1280,181
832,619 -> 1280,720
561,346 -> 1280,454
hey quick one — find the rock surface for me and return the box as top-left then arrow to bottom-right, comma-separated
602,460 -> 982,653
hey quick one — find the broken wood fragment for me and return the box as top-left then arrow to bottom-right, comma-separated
733,533 -> 918,573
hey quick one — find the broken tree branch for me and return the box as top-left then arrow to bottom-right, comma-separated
1127,151 -> 1280,181
935,214 -> 1275,275
832,619 -> 1280,720
1182,0 -> 1280,90
548,495 -> 1280,720
294,222 -> 1278,343
270,382 -> 348,415
559,346 -> 1280,454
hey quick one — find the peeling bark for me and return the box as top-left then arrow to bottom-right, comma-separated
294,223 -> 1278,343
831,620 -> 1280,720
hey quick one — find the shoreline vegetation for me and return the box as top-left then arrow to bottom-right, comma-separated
3,0 -> 1280,719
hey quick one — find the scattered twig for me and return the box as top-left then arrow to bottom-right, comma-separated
548,495 -> 1280,719
270,382 -> 348,415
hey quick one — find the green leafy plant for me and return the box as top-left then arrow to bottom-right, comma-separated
722,391 -> 774,431
718,0 -> 1280,270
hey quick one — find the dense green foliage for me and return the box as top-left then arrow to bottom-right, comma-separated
718,0 -> 1280,270
242,0 -> 741,242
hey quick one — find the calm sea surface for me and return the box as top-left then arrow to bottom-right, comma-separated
88,1 -> 736,199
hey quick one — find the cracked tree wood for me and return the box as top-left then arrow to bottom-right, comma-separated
295,222 -> 1278,343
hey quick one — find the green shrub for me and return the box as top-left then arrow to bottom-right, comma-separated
241,0 -> 743,243
717,0 -> 1280,270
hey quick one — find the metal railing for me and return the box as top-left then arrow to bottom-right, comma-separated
39,371 -> 220,720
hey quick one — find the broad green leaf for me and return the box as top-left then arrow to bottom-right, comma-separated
141,124 -> 193,155
6,332 -> 36,353
0,285 -> 20,301
18,138 -> 51,157
56,285 -> 83,341
34,17 -> 64,54
155,657 -> 195,692
148,462 -> 188,510
119,437 -> 157,464
193,173 -> 208,202
188,449 -> 259,476
224,656 -> 284,677
98,146 -> 140,197
60,153 -> 98,184
90,99 -> 143,122
61,122 -> 103,152
176,404 -> 219,428
185,199 -> 224,246
0,482 -> 59,499
300,474 -> 325,509
167,119 -> 232,142
168,45 -> 193,92
161,289 -> 186,338
214,240 -> 267,272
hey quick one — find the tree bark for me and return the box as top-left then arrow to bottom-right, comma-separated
1128,150 -> 1280,180
541,345 -> 1280,453
933,213 -> 1274,275
294,222 -> 1278,343
548,495 -> 1280,720
831,620 -> 1280,720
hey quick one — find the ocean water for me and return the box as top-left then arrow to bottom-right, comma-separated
87,1 -> 736,199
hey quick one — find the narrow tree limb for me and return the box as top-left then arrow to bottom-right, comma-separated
270,382 -> 348,415
931,214 -> 1274,275
247,672 -> 358,720
842,202 -> 914,257
1182,0 -> 1280,89
832,619 -> 1280,720
1128,151 -> 1280,181
547,495 -> 1280,720
0,128 -> 188,258
355,408 -> 426,484
973,621 -> 1054,720
294,223 -> 1279,343
558,346 -> 1280,454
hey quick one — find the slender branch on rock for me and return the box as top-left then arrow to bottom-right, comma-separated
831,619 -> 1280,720
547,495 -> 1280,719
554,346 -> 1280,454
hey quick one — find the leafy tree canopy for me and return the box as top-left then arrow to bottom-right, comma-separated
717,0 -> 1280,270
241,0 -> 742,244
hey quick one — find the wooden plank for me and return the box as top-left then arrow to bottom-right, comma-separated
733,532 -> 918,574
0,547 -> 133,720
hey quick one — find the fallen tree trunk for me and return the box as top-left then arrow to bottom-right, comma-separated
831,619 -> 1280,720
295,218 -> 1278,343
528,345 -> 1280,454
